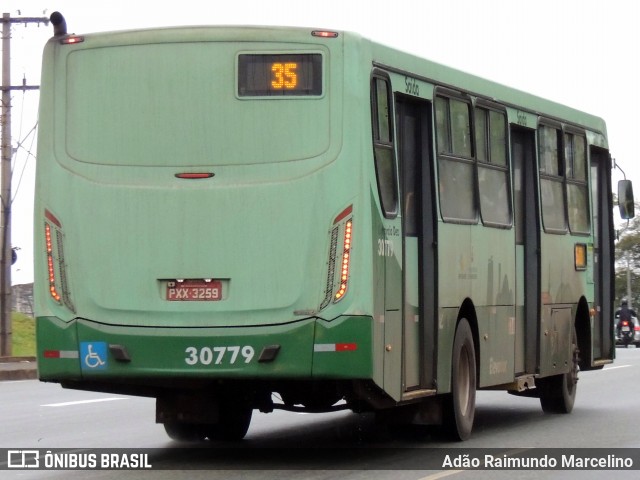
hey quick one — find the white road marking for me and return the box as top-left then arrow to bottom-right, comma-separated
41,398 -> 127,407
603,365 -> 632,371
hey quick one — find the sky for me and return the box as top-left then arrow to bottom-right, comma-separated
3,0 -> 640,285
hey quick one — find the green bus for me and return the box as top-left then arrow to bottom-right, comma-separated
35,12 -> 634,441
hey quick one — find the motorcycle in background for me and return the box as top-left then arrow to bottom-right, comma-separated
619,319 -> 635,348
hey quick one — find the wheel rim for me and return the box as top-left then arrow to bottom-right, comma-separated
457,345 -> 471,414
567,340 -> 579,394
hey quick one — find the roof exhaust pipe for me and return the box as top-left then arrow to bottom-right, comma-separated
50,11 -> 67,36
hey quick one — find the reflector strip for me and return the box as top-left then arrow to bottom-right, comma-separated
574,243 -> 587,271
320,226 -> 339,310
44,350 -> 79,359
175,173 -> 215,179
44,209 -> 62,228
314,343 -> 357,352
333,205 -> 353,224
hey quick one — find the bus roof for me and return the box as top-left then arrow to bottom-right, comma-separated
362,33 -> 608,136
49,23 -> 607,136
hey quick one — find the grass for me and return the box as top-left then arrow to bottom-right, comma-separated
10,312 -> 36,357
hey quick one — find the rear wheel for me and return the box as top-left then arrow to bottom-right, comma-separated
443,318 -> 476,441
538,327 -> 578,413
163,401 -> 252,442
204,405 -> 253,441
163,422 -> 206,442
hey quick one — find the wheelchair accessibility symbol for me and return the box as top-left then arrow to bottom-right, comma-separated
80,342 -> 107,370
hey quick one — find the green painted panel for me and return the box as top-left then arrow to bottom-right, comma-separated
477,305 -> 516,387
539,307 -> 573,377
312,316 -> 373,379
36,316 -> 81,380
66,43 -> 330,167
74,318 -> 315,380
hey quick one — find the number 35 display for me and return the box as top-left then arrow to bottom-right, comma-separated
238,53 -> 322,97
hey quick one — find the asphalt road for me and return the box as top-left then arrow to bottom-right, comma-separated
2,346 -> 640,479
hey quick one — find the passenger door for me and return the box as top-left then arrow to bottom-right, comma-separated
511,127 -> 540,375
395,94 -> 437,395
589,147 -> 615,363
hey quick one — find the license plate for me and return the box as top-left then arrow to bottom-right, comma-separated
622,326 -> 630,332
167,280 -> 222,301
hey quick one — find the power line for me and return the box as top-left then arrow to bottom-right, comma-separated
1,12 -> 50,356
11,122 -> 37,203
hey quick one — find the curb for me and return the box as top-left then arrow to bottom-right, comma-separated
0,357 -> 38,381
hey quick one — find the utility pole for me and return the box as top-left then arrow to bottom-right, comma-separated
627,255 -> 633,310
1,12 -> 49,357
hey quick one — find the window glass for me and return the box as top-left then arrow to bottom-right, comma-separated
489,111 -> 507,166
538,124 -> 566,232
573,135 -> 587,181
539,125 -> 561,176
540,178 -> 567,231
436,94 -> 475,222
475,107 -> 510,226
374,146 -> 398,216
439,158 -> 475,221
564,132 -> 590,234
435,97 -> 450,153
371,77 -> 397,217
450,99 -> 472,157
376,80 -> 391,143
479,166 -> 510,226
567,184 -> 590,234
474,108 -> 487,162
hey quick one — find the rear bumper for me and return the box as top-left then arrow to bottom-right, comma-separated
36,315 -> 373,384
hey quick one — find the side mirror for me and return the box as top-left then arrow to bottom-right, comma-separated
618,179 -> 635,219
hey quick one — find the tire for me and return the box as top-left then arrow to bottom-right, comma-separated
205,404 -> 253,441
538,327 -> 578,414
163,422 -> 206,442
443,318 -> 476,441
163,403 -> 252,442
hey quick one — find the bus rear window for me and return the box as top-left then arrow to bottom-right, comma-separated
64,44 -> 330,167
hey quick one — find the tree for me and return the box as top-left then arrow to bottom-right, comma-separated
614,203 -> 640,308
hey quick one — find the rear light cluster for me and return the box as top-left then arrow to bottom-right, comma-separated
44,223 -> 61,302
320,205 -> 353,310
44,210 -> 75,311
335,219 -> 353,301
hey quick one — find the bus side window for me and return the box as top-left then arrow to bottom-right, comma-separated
371,76 -> 398,218
538,123 -> 567,232
435,95 -> 476,222
475,107 -> 511,227
564,132 -> 590,234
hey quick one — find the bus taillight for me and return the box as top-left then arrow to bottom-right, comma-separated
60,35 -> 84,45
45,223 -> 61,303
44,210 -> 74,311
335,219 -> 352,301
320,206 -> 353,309
311,30 -> 339,38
